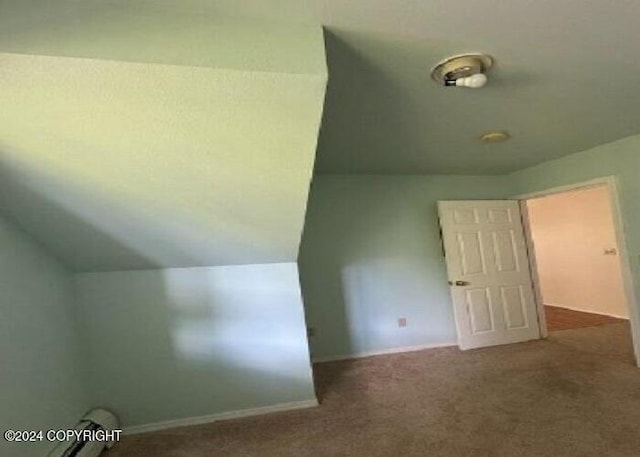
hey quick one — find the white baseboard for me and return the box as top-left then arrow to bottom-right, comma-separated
312,342 -> 456,363
544,302 -> 629,320
124,399 -> 319,435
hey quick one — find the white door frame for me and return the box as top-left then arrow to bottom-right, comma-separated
513,175 -> 640,367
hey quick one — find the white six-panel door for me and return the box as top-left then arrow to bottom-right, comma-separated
438,200 -> 540,350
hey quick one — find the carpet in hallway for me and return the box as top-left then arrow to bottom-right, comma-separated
544,304 -> 627,331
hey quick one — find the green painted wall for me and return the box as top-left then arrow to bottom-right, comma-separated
0,53 -> 326,272
0,8 -> 327,437
300,136 -> 640,361
0,6 -> 327,272
299,174 -> 513,359
74,263 -> 315,427
0,215 -> 89,457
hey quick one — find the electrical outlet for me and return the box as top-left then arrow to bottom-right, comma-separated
398,318 -> 407,328
307,327 -> 316,337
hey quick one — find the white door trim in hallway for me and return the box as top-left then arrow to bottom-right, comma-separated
514,176 -> 640,367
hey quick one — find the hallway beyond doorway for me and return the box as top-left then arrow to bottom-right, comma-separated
545,305 -> 627,332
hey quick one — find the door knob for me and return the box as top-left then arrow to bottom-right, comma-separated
448,280 -> 469,286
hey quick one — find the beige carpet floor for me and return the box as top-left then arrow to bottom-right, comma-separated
107,323 -> 640,457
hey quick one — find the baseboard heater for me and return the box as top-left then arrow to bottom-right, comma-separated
48,409 -> 120,457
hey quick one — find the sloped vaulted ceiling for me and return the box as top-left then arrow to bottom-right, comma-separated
0,2 -> 327,272
3,0 -> 640,269
7,0 -> 640,175
57,0 -> 639,176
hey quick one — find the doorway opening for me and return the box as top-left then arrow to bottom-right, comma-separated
519,179 -> 638,365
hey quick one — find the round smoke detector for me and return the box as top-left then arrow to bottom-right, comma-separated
431,53 -> 493,88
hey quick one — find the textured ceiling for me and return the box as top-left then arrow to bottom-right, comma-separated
3,0 -> 639,175
314,0 -> 640,174
0,7 -> 326,271
1,0 -> 639,271
40,0 -> 637,175
0,3 -> 325,75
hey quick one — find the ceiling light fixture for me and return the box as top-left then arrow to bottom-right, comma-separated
431,53 -> 493,88
479,131 -> 510,143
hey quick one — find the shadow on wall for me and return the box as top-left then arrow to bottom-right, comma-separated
0,145 -> 290,272
0,150 -> 157,270
0,151 -> 317,428
298,175 -> 514,361
298,30 -> 436,362
316,29 -> 428,173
